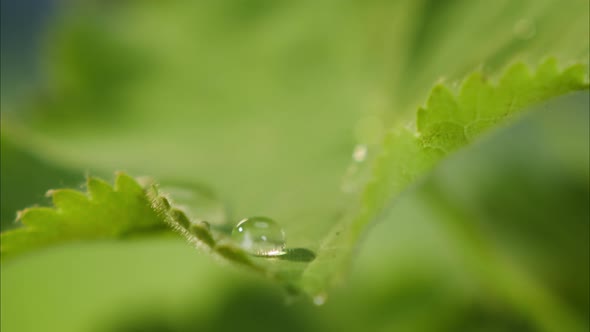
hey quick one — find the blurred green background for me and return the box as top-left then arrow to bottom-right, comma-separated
1,1 -> 588,331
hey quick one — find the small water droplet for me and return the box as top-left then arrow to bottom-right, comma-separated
352,144 -> 368,162
513,19 -> 536,40
313,293 -> 327,306
231,217 -> 286,256
341,144 -> 374,193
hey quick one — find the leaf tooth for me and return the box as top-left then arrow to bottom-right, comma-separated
495,62 -> 533,113
458,71 -> 489,123
158,196 -> 171,210
151,196 -> 171,221
535,57 -> 559,81
47,189 -> 90,211
459,71 -> 486,94
170,208 -> 191,229
426,84 -> 457,110
87,177 -> 114,201
114,172 -> 144,195
499,62 -> 533,87
144,184 -> 160,204
558,63 -> 588,87
418,84 -> 461,133
188,223 -> 215,248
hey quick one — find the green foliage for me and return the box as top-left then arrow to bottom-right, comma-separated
0,130 -> 82,231
1,174 -> 167,259
370,59 -> 588,216
347,91 -> 589,332
418,59 -> 587,152
2,60 -> 587,290
1,1 -> 589,331
301,60 -> 589,295
147,187 -> 264,272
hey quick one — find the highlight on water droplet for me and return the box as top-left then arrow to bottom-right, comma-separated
231,217 -> 286,257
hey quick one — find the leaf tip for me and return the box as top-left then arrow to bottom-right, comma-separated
87,176 -> 113,199
500,61 -> 533,83
114,172 -> 143,194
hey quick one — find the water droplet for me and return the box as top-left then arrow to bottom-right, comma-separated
352,144 -> 368,162
341,144 -> 374,193
313,293 -> 327,306
231,217 -> 286,256
513,19 -> 536,40
159,183 -> 227,226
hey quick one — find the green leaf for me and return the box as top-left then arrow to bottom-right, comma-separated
1,171 -> 314,289
418,59 -> 587,152
0,128 -> 82,231
146,184 -> 316,289
347,92 -> 589,332
2,2 -> 589,331
7,2 -> 588,271
146,189 -> 263,272
3,60 -> 587,297
0,173 -> 167,259
3,93 -> 587,332
301,60 -> 589,295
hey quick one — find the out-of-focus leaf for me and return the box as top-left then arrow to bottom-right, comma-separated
0,238 -> 250,332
